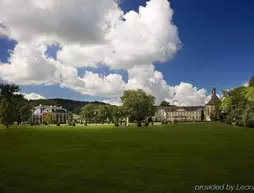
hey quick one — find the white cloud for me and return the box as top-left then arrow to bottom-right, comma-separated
243,81 -> 249,87
16,92 -> 46,100
0,0 -> 214,106
102,97 -> 121,106
60,71 -> 126,97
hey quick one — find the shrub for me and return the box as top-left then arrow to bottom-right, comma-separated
137,122 -> 142,127
173,120 -> 178,124
161,121 -> 165,125
247,120 -> 254,128
108,121 -> 111,124
72,123 -> 76,126
114,122 -> 119,127
44,122 -> 48,125
84,122 -> 87,126
145,122 -> 149,126
165,121 -> 168,124
151,122 -> 154,126
56,123 -> 60,126
30,122 -> 35,126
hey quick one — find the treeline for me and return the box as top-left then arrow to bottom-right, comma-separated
215,76 -> 254,128
80,89 -> 155,127
29,98 -> 107,114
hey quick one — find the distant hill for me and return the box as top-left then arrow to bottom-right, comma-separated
28,98 -> 108,114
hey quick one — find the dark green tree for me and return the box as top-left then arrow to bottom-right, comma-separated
160,100 -> 170,107
0,84 -> 20,128
201,109 -> 205,121
248,76 -> 254,87
98,105 -> 108,124
121,89 -> 155,122
81,104 -> 96,123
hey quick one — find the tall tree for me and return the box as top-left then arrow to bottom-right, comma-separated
45,112 -> 53,124
121,89 -> 155,121
12,94 -> 32,124
160,100 -> 170,107
248,76 -> 254,87
0,97 -> 16,128
112,106 -> 122,125
0,84 -> 20,128
98,105 -> 108,123
201,109 -> 205,121
81,104 -> 96,123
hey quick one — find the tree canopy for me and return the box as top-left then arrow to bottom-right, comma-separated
248,76 -> 254,87
121,89 -> 155,121
160,100 -> 170,107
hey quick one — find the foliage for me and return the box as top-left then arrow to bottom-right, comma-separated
0,97 -> 16,128
160,100 -> 170,107
68,112 -> 73,124
201,109 -> 205,121
12,94 -> 32,124
121,89 -> 155,121
249,76 -> 254,87
45,112 -> 53,124
221,86 -> 254,127
81,104 -> 97,123
112,106 -> 122,125
98,105 -> 108,124
0,83 -> 20,128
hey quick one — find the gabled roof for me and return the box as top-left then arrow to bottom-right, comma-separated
206,95 -> 220,105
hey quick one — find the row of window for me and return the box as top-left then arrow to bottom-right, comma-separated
162,111 -> 200,116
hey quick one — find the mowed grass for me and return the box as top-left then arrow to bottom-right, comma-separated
0,123 -> 254,193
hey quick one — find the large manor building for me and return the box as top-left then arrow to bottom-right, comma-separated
31,105 -> 68,124
155,88 -> 220,122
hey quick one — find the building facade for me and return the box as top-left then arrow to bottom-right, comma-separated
155,88 -> 220,122
155,105 -> 204,122
31,105 -> 68,124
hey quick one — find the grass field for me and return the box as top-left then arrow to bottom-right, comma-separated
0,122 -> 254,193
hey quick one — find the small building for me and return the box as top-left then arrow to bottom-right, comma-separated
31,105 -> 68,124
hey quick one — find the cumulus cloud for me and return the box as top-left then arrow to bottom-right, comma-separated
0,0 -> 214,106
16,92 -> 46,100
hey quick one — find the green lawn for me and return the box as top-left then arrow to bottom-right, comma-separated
0,123 -> 254,193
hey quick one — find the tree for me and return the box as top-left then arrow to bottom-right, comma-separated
81,104 -> 96,123
68,112 -> 73,124
201,109 -> 205,121
98,105 -> 108,124
248,76 -> 254,87
160,100 -> 170,107
0,97 -> 16,128
220,85 -> 254,127
45,112 -> 53,124
12,94 -> 32,124
0,83 -> 20,128
121,89 -> 155,122
112,106 -> 122,126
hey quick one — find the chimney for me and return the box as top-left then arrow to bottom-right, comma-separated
212,87 -> 216,96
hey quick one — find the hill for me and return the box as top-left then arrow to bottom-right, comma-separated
28,98 -> 108,114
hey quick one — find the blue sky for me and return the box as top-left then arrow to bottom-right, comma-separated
0,0 -> 253,102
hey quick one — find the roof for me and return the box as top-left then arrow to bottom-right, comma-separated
206,95 -> 220,105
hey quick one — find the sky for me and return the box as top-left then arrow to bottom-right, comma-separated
0,0 -> 253,105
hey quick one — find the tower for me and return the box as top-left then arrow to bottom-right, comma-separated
205,87 -> 220,121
